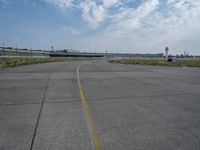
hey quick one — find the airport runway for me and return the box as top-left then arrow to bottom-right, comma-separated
0,60 -> 200,150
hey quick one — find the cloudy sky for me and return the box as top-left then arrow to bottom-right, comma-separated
0,0 -> 200,54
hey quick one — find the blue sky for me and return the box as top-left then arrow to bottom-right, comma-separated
0,0 -> 200,55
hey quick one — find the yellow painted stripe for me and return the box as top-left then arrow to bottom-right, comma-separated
76,64 -> 102,150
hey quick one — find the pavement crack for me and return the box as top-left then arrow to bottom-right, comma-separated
0,102 -> 41,107
29,73 -> 51,150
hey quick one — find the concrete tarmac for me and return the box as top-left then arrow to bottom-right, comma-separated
0,60 -> 200,150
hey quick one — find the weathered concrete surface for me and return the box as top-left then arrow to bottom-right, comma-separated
0,61 -> 92,150
0,60 -> 200,150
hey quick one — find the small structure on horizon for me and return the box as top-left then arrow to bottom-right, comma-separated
51,46 -> 54,52
165,47 -> 169,60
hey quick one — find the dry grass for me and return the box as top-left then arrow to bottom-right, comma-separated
0,57 -> 78,68
110,58 -> 200,67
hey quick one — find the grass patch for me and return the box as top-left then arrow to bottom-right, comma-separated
0,57 -> 79,68
110,58 -> 200,67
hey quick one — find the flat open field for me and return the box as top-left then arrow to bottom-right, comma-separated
111,58 -> 200,67
0,60 -> 200,150
0,57 -> 78,68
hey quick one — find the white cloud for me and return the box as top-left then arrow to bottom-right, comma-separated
45,0 -> 74,7
62,26 -> 80,35
78,0 -> 121,28
79,0 -> 159,28
106,0 -> 159,32
44,0 -> 200,54
102,0 -> 120,8
80,1 -> 105,28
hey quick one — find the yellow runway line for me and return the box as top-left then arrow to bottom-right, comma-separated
76,63 -> 102,150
